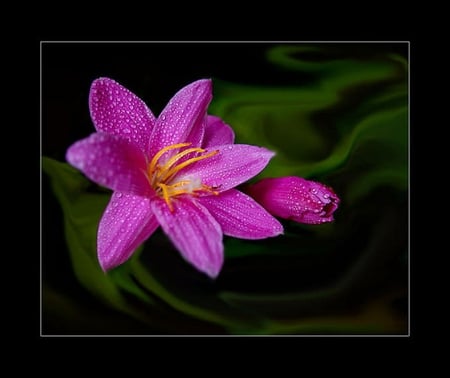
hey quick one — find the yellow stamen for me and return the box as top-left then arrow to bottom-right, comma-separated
170,180 -> 191,188
148,143 -> 221,212
161,149 -> 219,182
203,184 -> 220,196
156,147 -> 204,181
157,183 -> 174,212
194,184 -> 219,196
167,189 -> 190,197
148,142 -> 191,176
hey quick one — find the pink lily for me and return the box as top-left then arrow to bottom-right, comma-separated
246,177 -> 340,225
66,78 -> 283,278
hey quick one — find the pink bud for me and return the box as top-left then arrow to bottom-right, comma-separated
245,177 -> 340,225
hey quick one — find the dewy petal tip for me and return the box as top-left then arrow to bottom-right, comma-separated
88,77 -> 156,151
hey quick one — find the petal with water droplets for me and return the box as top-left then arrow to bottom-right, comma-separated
151,197 -> 223,278
89,77 -> 156,152
98,192 -> 159,271
199,189 -> 283,239
148,79 -> 212,158
202,115 -> 235,147
179,144 -> 275,192
66,132 -> 151,196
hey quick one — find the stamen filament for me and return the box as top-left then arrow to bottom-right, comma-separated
194,184 -> 219,196
148,142 -> 191,176
203,184 -> 220,196
162,150 -> 219,183
167,189 -> 190,196
148,143 -> 221,212
170,180 -> 191,188
157,147 -> 204,181
157,183 -> 174,212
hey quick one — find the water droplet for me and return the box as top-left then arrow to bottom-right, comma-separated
116,193 -> 123,198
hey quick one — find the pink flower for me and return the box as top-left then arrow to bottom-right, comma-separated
246,177 -> 340,225
66,78 -> 283,278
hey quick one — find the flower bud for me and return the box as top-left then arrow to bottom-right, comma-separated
245,177 -> 340,224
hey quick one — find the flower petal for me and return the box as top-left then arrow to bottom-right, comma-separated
178,144 -> 275,192
98,192 -> 159,271
245,177 -> 340,225
202,115 -> 235,147
151,198 -> 223,278
199,189 -> 283,239
148,79 -> 212,158
66,132 -> 150,196
89,77 -> 156,152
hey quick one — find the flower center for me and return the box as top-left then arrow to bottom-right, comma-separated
147,142 -> 219,211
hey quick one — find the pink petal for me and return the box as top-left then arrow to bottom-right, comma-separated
89,77 -> 156,152
199,189 -> 283,239
178,144 -> 275,192
202,115 -> 235,147
148,79 -> 212,158
151,197 -> 223,278
98,192 -> 159,271
245,176 -> 340,225
66,132 -> 151,196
